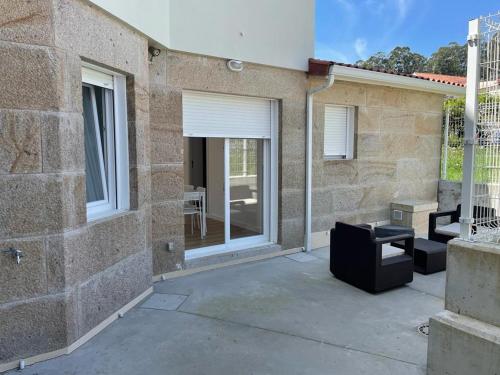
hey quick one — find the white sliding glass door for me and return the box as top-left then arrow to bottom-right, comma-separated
225,138 -> 269,246
183,91 -> 277,259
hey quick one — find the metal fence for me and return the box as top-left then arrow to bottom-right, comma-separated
461,12 -> 500,242
229,139 -> 258,177
441,105 -> 465,181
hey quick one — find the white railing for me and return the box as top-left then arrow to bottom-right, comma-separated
461,12 -> 500,242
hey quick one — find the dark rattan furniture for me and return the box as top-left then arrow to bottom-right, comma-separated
374,224 -> 415,238
428,204 -> 497,243
330,222 -> 414,293
392,238 -> 446,274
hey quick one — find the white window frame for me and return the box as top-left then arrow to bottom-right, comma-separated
82,63 -> 129,221
323,104 -> 355,160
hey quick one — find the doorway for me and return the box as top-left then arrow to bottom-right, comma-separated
182,91 -> 277,258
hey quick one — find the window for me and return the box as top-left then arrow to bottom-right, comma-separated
324,105 -> 355,160
82,65 -> 129,221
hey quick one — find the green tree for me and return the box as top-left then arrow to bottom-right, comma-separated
357,46 -> 426,74
356,51 -> 388,70
387,46 -> 427,74
356,42 -> 468,76
427,42 -> 467,76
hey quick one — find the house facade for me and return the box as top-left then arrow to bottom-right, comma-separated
0,0 -> 463,370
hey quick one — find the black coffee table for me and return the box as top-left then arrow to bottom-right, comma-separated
392,237 -> 446,275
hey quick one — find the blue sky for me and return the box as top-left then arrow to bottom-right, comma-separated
316,0 -> 499,63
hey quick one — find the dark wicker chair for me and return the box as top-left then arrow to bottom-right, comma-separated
428,204 -> 497,243
330,222 -> 414,293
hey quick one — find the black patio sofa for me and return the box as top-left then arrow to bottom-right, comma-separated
330,222 -> 414,293
428,204 -> 497,243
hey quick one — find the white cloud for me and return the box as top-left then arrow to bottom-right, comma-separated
354,38 -> 368,59
395,0 -> 413,21
315,42 -> 350,63
364,0 -> 386,15
335,0 -> 355,12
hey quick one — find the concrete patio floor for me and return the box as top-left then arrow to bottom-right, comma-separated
9,247 -> 445,375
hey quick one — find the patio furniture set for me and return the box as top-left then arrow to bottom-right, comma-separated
330,204 -> 496,293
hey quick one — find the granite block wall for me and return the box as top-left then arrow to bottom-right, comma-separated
311,79 -> 444,232
149,51 -> 308,275
0,0 -> 152,364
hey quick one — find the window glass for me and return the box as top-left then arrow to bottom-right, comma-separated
83,85 -> 106,203
82,65 -> 129,221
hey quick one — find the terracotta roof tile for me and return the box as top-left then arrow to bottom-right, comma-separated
413,72 -> 466,87
308,59 -> 466,87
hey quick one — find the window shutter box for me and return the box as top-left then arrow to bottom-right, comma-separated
183,91 -> 272,139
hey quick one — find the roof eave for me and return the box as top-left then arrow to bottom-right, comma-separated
331,65 -> 465,96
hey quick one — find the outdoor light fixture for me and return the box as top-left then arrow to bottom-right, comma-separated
227,59 -> 243,72
148,46 -> 161,62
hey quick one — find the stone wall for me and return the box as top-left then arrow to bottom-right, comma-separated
0,0 -> 152,364
311,80 -> 444,233
438,179 -> 462,211
427,239 -> 500,374
149,50 -> 307,275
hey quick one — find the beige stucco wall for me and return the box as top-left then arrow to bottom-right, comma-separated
0,0 -> 152,364
311,79 -> 444,235
149,50 -> 308,275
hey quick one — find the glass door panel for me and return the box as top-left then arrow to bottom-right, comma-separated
229,139 -> 264,240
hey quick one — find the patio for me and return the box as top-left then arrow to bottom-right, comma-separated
10,247 -> 445,375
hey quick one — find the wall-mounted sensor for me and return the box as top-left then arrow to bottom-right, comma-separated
227,59 -> 243,72
148,46 -> 161,62
393,210 -> 403,221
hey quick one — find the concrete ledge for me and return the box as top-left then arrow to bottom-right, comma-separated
445,239 -> 500,327
427,311 -> 500,375
0,287 -> 153,373
185,244 -> 283,269
153,247 -> 303,282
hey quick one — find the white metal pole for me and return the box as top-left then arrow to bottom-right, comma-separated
460,18 -> 481,240
443,107 -> 450,180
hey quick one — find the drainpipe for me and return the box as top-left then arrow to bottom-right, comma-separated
304,64 -> 335,252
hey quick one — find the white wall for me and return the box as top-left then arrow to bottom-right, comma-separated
169,0 -> 314,71
87,0 -> 314,71
88,0 -> 170,45
207,138 -> 225,220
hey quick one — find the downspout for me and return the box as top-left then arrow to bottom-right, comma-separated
305,64 -> 335,252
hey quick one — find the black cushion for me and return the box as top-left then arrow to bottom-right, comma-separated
375,225 -> 414,238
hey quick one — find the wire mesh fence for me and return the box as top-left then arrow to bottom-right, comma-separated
229,139 -> 258,177
441,103 -> 465,181
469,12 -> 500,242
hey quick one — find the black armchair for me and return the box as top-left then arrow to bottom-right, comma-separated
428,204 -> 497,243
330,222 -> 414,293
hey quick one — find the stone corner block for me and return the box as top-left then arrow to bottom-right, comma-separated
427,311 -> 500,375
445,239 -> 500,327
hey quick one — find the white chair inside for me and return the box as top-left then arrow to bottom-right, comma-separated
184,202 -> 201,235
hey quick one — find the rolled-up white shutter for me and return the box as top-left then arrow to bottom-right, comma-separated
324,105 -> 354,159
183,91 -> 271,139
